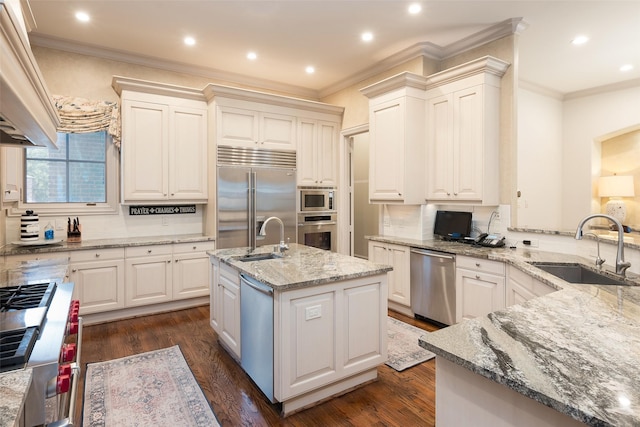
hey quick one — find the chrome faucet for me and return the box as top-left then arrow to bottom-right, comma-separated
259,216 -> 289,254
575,214 -> 631,276
584,232 -> 605,268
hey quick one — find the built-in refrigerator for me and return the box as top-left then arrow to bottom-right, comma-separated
216,146 -> 297,249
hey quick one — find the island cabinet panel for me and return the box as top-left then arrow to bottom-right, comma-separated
368,241 -> 410,313
211,261 -> 241,359
506,265 -> 555,306
275,275 -> 387,402
69,248 -> 125,315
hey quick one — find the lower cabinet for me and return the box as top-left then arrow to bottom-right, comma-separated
506,265 -> 555,306
173,242 -> 216,300
69,248 -> 125,315
125,245 -> 173,307
210,259 -> 241,359
455,256 -> 505,323
368,241 -> 410,310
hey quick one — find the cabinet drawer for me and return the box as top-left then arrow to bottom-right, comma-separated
508,266 -> 556,296
456,256 -> 505,276
173,241 -> 216,254
6,252 -> 70,262
125,244 -> 173,258
69,248 -> 125,263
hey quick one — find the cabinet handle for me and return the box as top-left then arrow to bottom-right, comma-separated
95,253 -> 100,258
147,249 -> 152,254
398,193 -> 402,196
193,246 -> 197,250
476,262 -> 481,267
171,193 -> 175,196
446,192 -> 451,196
475,275 -> 481,279
454,192 -> 458,196
166,260 -> 171,264
72,269 -> 77,273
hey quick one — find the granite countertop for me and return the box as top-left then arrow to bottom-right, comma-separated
210,243 -> 392,291
0,369 -> 32,427
0,257 -> 69,287
369,235 -> 640,426
0,234 -> 215,257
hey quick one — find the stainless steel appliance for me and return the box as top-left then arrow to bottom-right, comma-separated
217,146 -> 296,250
410,248 -> 456,326
297,212 -> 337,252
0,280 -> 82,426
300,188 -> 336,212
240,274 -> 274,402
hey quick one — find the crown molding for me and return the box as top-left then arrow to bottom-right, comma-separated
563,77 -> 640,101
112,75 -> 206,101
440,18 -> 527,59
519,80 -> 564,100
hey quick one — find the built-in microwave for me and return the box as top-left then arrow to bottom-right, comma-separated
300,189 -> 336,212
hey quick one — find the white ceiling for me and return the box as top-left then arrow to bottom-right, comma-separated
27,0 -> 640,98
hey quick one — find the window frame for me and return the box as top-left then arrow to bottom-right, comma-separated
8,134 -> 120,217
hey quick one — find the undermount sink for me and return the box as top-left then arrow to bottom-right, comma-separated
236,252 -> 281,262
529,262 -> 629,286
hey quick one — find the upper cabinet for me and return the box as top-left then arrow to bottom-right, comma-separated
361,56 -> 509,205
216,106 -> 296,150
426,57 -> 509,205
297,119 -> 339,187
361,73 -> 428,204
113,77 -> 208,204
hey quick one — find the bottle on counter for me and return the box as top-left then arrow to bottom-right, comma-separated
44,222 -> 54,240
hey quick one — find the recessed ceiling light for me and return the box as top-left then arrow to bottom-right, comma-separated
361,32 -> 373,42
571,35 -> 589,45
408,3 -> 422,14
184,36 -> 196,46
305,66 -> 315,74
247,52 -> 257,60
620,64 -> 634,72
75,11 -> 90,22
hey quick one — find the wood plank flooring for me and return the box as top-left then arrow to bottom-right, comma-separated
74,306 -> 440,426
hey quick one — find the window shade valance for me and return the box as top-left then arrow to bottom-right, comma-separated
52,95 -> 121,148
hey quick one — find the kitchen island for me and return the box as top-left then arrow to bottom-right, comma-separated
209,243 -> 392,416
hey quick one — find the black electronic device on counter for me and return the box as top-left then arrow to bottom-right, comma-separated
433,210 -> 472,240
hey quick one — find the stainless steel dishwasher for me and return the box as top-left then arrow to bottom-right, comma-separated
240,274 -> 275,403
410,248 -> 456,326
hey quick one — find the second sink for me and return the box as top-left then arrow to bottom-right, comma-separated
236,253 -> 281,262
529,262 -> 628,286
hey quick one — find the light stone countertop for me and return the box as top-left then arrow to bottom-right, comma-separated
365,236 -> 640,426
0,369 -> 32,427
210,243 -> 392,291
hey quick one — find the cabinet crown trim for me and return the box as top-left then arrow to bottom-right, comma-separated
425,56 -> 510,88
112,76 -> 207,101
360,72 -> 429,98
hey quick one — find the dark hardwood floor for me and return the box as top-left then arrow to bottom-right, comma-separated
74,306 -> 440,426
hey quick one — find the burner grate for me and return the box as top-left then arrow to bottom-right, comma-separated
0,282 -> 55,312
0,327 -> 38,372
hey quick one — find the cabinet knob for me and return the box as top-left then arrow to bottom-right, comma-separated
446,192 -> 451,196
476,262 -> 480,267
147,249 -> 152,254
174,259 -> 178,263
193,246 -> 197,250
95,253 -> 100,258
166,260 -> 171,264
72,269 -> 77,273
454,192 -> 458,196
398,193 -> 402,196
475,275 -> 481,280
171,193 -> 175,196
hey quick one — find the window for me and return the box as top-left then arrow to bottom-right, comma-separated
25,131 -> 107,203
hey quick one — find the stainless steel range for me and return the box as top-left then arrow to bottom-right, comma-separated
0,279 -> 82,426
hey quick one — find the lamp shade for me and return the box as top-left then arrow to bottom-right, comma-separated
598,175 -> 635,198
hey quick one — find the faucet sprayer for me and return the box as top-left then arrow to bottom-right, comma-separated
575,214 -> 630,276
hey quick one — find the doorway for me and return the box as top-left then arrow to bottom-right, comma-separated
350,132 -> 379,259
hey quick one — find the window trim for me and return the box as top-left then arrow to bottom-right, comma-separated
8,136 -> 120,217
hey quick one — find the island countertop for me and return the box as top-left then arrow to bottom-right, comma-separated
209,243 -> 392,291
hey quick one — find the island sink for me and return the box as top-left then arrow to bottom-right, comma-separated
236,252 -> 281,262
529,262 -> 628,286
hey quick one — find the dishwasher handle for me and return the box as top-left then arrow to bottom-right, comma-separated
240,274 -> 274,296
410,248 -> 455,261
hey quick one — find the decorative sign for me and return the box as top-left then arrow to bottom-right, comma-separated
129,205 -> 197,216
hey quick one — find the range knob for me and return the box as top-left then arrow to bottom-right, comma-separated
57,374 -> 71,394
67,320 -> 79,335
69,300 -> 80,322
58,363 -> 72,377
61,343 -> 76,362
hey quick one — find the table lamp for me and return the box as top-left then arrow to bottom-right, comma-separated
599,175 -> 635,223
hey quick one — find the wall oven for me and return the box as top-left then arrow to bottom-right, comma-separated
298,213 -> 337,252
300,188 -> 335,212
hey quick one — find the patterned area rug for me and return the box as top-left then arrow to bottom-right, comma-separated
82,345 -> 220,427
386,317 -> 436,371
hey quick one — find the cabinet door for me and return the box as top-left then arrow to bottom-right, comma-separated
506,266 -> 555,307
218,266 -> 241,358
453,86 -> 484,200
297,119 -> 317,186
426,94 -> 453,199
216,106 -> 259,148
1,146 -> 22,203
369,99 -> 405,201
260,112 -> 296,150
455,268 -> 505,323
297,119 -> 339,187
169,106 -> 208,200
125,255 -> 172,307
316,121 -> 339,186
387,243 -> 410,307
70,259 -> 125,314
368,241 -> 388,265
122,100 -> 169,201
173,252 -> 210,299
210,258 -> 220,331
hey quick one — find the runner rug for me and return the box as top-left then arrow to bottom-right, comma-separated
386,316 -> 436,371
82,345 -> 220,427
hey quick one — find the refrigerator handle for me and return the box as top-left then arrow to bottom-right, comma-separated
247,171 -> 254,248
250,171 -> 258,248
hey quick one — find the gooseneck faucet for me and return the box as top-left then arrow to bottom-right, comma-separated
259,216 -> 289,254
575,214 -> 631,276
584,232 -> 605,268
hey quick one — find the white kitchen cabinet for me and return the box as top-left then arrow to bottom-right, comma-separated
211,261 -> 241,359
368,241 -> 410,311
172,241 -> 216,300
425,57 -> 509,205
216,105 -> 296,150
114,77 -> 208,204
297,119 -> 340,186
506,265 -> 555,306
69,248 -> 125,315
1,146 -> 21,203
361,73 -> 427,204
124,245 -> 173,307
455,255 -> 505,323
